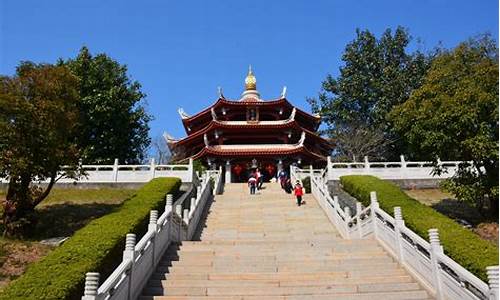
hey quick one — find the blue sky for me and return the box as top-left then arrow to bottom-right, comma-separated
1,0 -> 498,146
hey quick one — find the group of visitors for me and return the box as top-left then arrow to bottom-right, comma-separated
247,168 -> 303,206
247,168 -> 264,195
278,169 -> 304,206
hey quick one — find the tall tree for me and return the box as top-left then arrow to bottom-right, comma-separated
0,63 -> 81,236
309,27 -> 431,159
390,34 -> 499,217
62,47 -> 152,164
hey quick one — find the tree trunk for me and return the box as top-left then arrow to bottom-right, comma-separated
3,175 -> 35,237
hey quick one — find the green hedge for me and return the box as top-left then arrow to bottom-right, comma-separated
340,175 -> 498,282
0,177 -> 181,300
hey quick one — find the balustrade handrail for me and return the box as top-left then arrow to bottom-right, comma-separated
300,165 -> 499,300
1,158 -> 197,184
81,168 -> 223,300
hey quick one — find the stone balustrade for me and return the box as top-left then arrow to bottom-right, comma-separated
302,166 -> 499,300
81,168 -> 223,300
326,155 -> 463,180
0,158 -> 196,184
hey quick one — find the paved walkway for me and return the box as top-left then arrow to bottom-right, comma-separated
141,183 -> 432,299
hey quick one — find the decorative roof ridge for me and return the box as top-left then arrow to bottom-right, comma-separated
177,143 -> 326,163
178,108 -> 190,119
171,119 -> 332,149
219,96 -> 287,104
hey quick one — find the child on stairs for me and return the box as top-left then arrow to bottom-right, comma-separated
294,181 -> 304,206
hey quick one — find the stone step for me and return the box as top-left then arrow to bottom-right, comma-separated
159,282 -> 422,296
141,290 -> 429,299
157,268 -> 408,280
148,275 -> 414,288
162,251 -> 389,261
165,256 -> 394,267
179,239 -> 376,246
140,183 -> 432,300
161,262 -> 399,274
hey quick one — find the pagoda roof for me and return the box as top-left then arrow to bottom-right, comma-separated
179,97 -> 320,133
188,144 -> 326,162
167,117 -> 333,151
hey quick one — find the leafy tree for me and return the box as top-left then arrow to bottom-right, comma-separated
0,63 -> 81,236
62,47 -> 152,164
309,27 -> 431,159
390,35 -> 499,217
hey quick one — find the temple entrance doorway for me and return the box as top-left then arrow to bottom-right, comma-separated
229,160 -> 278,183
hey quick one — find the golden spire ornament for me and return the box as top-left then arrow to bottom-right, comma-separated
245,65 -> 257,90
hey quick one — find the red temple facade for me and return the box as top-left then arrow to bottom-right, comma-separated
166,67 -> 333,182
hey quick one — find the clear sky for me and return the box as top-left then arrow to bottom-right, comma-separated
1,0 -> 498,145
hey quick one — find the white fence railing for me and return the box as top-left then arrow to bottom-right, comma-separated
297,165 -> 499,300
81,168 -> 223,300
326,155 -> 462,180
0,158 -> 196,184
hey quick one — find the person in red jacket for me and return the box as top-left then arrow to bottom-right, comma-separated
294,181 -> 304,206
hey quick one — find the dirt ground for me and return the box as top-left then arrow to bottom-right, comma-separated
0,240 -> 53,289
0,187 -> 137,290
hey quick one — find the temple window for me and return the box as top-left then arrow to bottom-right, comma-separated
247,107 -> 258,121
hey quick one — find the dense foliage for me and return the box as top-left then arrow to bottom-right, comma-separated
309,27 -> 431,160
0,178 -> 181,300
390,35 -> 499,216
340,175 -> 498,282
0,63 -> 82,235
62,47 -> 152,164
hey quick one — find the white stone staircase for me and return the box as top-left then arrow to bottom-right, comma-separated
140,183 -> 432,299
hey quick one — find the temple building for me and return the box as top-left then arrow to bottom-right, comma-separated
165,67 -> 334,182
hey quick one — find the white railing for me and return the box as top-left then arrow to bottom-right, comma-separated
326,155 -> 462,181
0,158 -> 196,184
81,168 -> 223,300
303,166 -> 499,300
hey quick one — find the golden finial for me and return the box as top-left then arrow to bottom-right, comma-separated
245,65 -> 257,90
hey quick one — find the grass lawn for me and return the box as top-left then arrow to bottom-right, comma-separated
404,188 -> 498,244
0,187 -> 138,289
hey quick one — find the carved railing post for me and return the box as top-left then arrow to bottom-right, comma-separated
113,158 -> 119,182
344,206 -> 351,239
394,207 -> 405,263
487,266 -> 499,300
82,272 -> 99,300
123,233 -> 136,300
190,197 -> 196,214
332,196 -> 341,230
165,194 -> 173,215
150,158 -> 156,179
400,155 -> 407,168
364,156 -> 370,169
370,192 -> 379,239
327,156 -> 333,180
429,229 -> 444,300
183,209 -> 189,240
175,205 -> 182,242
356,202 -> 363,238
188,158 -> 194,182
149,210 -> 158,266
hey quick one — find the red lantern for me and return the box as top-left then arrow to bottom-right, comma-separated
265,164 -> 276,177
232,164 -> 243,176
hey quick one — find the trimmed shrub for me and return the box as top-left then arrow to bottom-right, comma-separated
0,177 -> 181,300
340,175 -> 498,282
